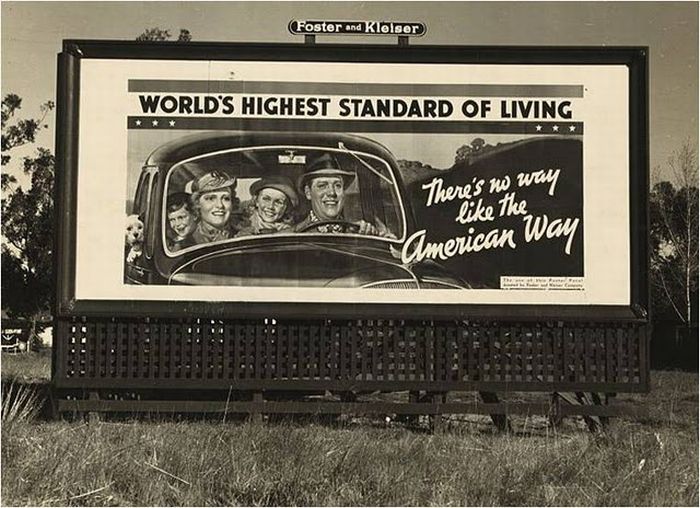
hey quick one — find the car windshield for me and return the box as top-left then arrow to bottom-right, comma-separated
162,145 -> 406,255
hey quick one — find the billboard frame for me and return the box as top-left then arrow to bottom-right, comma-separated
54,40 -> 649,322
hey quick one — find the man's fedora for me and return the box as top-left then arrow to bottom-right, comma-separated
297,153 -> 356,194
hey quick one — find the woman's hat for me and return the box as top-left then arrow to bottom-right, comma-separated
188,171 -> 236,194
297,153 -> 356,194
250,175 -> 299,208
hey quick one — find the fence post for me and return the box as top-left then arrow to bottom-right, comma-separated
251,391 -> 263,424
430,392 -> 445,433
87,390 -> 100,424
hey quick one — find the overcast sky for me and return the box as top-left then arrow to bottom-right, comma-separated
2,1 -> 698,181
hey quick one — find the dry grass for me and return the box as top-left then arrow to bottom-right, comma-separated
1,351 -> 697,506
1,380 -> 42,429
0,349 -> 51,382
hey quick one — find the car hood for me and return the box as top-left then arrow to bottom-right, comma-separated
168,240 -> 466,288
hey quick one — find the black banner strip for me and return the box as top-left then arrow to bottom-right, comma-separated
127,116 -> 584,135
128,80 -> 584,98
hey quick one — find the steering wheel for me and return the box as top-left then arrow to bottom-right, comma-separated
298,220 -> 360,234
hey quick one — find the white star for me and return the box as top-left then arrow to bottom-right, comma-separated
535,125 -> 542,131
168,120 -> 176,127
135,119 -> 142,126
569,125 -> 576,132
152,119 -> 159,126
552,125 -> 559,132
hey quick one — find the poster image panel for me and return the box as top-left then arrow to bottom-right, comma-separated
126,130 -> 583,291
57,43 -> 647,319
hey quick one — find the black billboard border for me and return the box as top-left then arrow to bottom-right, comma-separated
54,40 -> 649,323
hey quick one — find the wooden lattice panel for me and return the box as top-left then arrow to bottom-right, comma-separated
54,318 -> 648,392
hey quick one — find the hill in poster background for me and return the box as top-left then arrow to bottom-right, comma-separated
407,137 -> 584,289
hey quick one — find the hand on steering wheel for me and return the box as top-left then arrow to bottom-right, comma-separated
354,219 -> 378,236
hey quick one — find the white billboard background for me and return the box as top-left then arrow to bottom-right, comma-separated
75,58 -> 629,305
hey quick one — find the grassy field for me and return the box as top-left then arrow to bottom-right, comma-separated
1,350 -> 697,506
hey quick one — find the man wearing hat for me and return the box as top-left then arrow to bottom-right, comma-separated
236,175 -> 299,236
188,170 -> 239,244
294,153 -> 390,236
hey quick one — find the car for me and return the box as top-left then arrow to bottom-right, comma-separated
125,131 -> 470,290
0,317 -> 46,353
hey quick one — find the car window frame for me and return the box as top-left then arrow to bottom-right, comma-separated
160,144 -> 409,258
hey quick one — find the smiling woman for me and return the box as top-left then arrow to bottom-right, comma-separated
187,171 -> 238,244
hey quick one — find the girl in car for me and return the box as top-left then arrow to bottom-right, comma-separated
236,175 -> 298,237
188,171 -> 239,244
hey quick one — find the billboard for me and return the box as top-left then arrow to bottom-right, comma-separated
56,42 -> 647,319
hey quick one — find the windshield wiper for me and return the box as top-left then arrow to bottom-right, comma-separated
337,142 -> 393,185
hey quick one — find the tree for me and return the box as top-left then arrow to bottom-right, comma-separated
1,94 -> 55,344
454,138 -> 496,165
650,141 -> 699,326
470,137 -> 486,152
136,27 -> 192,42
1,94 -> 53,180
454,144 -> 474,165
397,159 -> 438,185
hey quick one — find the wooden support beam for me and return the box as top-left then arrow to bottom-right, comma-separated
549,392 -> 563,428
479,392 -> 512,432
429,392 -> 446,433
250,391 -> 263,424
405,390 -> 420,426
87,391 -> 100,424
56,398 -> 645,418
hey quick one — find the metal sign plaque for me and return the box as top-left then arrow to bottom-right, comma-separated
288,20 -> 426,37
